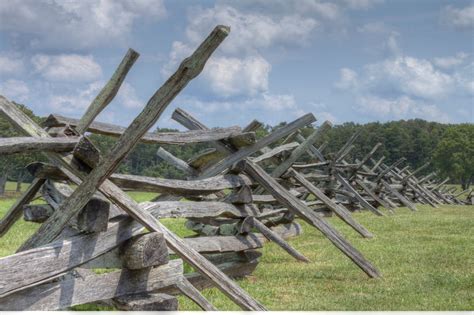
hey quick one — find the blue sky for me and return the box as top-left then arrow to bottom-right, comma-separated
0,0 -> 472,130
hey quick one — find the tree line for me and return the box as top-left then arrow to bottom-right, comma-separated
0,102 -> 472,195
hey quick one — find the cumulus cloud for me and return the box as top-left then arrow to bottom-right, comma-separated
334,52 -> 474,122
335,68 -> 359,90
442,4 -> 474,29
0,79 -> 30,101
117,82 -> 143,109
0,0 -> 167,49
162,4 -> 319,100
365,56 -> 454,99
433,52 -> 469,69
203,55 -> 271,97
342,0 -> 384,10
356,95 -> 450,122
185,5 -> 318,55
31,54 -> 102,82
48,81 -> 103,114
0,55 -> 24,75
357,21 -> 387,34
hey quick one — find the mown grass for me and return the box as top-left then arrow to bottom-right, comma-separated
0,187 -> 472,310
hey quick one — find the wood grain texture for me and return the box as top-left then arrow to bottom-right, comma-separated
121,232 -> 169,270
46,114 -> 249,144
112,293 -> 178,311
0,260 -> 183,311
0,137 -> 78,155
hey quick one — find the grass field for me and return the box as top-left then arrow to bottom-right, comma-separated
0,185 -> 473,310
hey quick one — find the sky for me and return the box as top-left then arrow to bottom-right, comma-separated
0,0 -> 473,130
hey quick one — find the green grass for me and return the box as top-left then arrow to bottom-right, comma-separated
0,190 -> 473,310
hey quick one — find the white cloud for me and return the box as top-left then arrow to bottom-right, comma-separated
0,55 -> 24,75
0,79 -> 30,101
48,81 -> 103,114
342,0 -> 384,10
357,21 -> 387,34
307,2 -> 342,21
203,55 -> 271,97
31,54 -> 102,82
164,4 -> 317,98
0,0 -> 167,49
335,52 -> 472,123
442,4 -> 474,29
356,95 -> 450,122
185,5 -> 318,55
259,93 -> 297,111
117,82 -> 143,109
335,68 -> 359,90
433,52 -> 469,69
364,56 -> 454,99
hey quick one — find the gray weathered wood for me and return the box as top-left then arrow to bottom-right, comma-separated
0,28 -> 267,310
292,170 -> 374,238
334,173 -> 384,216
85,222 -> 302,269
29,161 -> 252,195
188,148 -> 224,170
241,160 -> 381,278
224,185 -> 253,204
375,158 -> 406,182
172,108 -> 234,155
112,172 -> 252,195
23,204 -> 54,223
41,179 -> 124,219
113,293 -> 178,311
251,142 -> 299,163
334,129 -> 361,161
381,180 -> 417,211
75,48 -> 139,134
271,121 -> 332,179
0,137 -> 78,155
0,178 -> 45,237
198,113 -> 317,178
0,259 -> 183,311
157,147 -> 198,176
295,133 -> 326,161
141,200 -> 260,219
122,232 -> 169,269
20,25 -> 232,250
355,179 -> 395,211
41,180 -> 111,233
45,114 -> 250,145
370,156 -> 386,172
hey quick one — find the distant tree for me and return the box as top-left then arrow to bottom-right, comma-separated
433,124 -> 474,189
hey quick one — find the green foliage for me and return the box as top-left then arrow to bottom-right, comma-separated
433,124 -> 474,189
0,102 -> 469,187
316,119 -> 449,176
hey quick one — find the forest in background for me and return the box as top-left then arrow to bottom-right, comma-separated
1,102 -> 473,194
